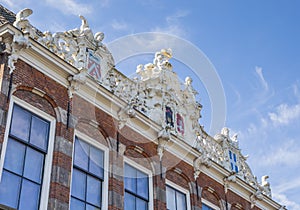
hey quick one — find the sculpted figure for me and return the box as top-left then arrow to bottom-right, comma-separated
13,8 -> 33,32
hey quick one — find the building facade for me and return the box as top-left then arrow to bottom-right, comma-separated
0,5 -> 285,210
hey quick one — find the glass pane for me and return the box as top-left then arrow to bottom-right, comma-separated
235,165 -> 239,173
137,170 -> 148,199
230,163 -> 234,171
176,191 -> 187,210
89,146 -> 104,178
70,197 -> 85,210
86,175 -> 101,207
229,150 -> 232,159
0,171 -> 21,209
86,204 -> 100,210
124,164 -> 136,193
4,139 -> 26,175
71,169 -> 86,200
19,179 -> 40,210
233,153 -> 237,162
10,105 -> 31,141
124,192 -> 135,210
202,203 -> 214,210
136,197 -> 148,210
30,116 -> 49,151
74,139 -> 89,170
24,147 -> 44,183
166,186 -> 176,210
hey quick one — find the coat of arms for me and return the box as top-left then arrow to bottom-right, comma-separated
87,49 -> 101,81
176,113 -> 184,135
165,106 -> 174,127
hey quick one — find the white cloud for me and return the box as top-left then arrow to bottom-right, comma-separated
260,139 -> 300,167
292,82 -> 300,100
111,20 -> 128,30
273,177 -> 300,194
1,0 -> 23,10
151,10 -> 189,37
255,66 -> 269,91
268,103 -> 300,125
166,10 -> 189,24
46,0 -> 92,16
152,24 -> 186,37
273,192 -> 300,210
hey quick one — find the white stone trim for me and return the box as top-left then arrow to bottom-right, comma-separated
71,130 -> 109,210
124,157 -> 154,210
0,96 -> 56,210
165,179 -> 191,210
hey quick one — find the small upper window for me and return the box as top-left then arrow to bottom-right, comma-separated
166,185 -> 187,210
124,163 -> 149,210
202,203 -> 215,210
229,150 -> 238,173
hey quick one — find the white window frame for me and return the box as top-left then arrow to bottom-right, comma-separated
70,130 -> 109,210
124,157 -> 154,210
166,179 -> 191,210
0,96 -> 56,210
201,198 -> 220,210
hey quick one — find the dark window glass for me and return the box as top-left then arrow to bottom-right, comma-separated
0,104 -> 50,210
124,164 -> 149,210
70,137 -> 104,209
166,185 -> 187,210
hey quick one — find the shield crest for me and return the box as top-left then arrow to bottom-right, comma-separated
87,49 -> 101,81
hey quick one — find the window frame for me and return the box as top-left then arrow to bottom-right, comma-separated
201,199 -> 220,210
124,157 -> 153,210
70,130 -> 109,210
165,180 -> 191,210
0,96 -> 56,210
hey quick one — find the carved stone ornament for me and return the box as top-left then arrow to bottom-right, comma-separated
36,14 -> 114,79
193,150 -> 212,179
117,103 -> 136,130
68,68 -> 88,98
224,172 -> 237,194
157,126 -> 171,160
8,8 -> 33,74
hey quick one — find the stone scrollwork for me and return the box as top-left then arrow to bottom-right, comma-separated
157,126 -> 171,160
117,103 -> 136,130
68,68 -> 88,98
224,172 -> 237,194
37,14 -> 114,75
193,150 -> 212,180
7,8 -> 33,74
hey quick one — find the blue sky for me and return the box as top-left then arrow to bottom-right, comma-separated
1,0 -> 300,209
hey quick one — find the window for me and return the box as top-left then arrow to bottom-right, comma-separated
229,150 -> 238,173
166,185 -> 187,210
0,104 -> 50,210
124,163 -> 149,210
202,203 -> 215,210
70,137 -> 104,210
201,199 -> 220,210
